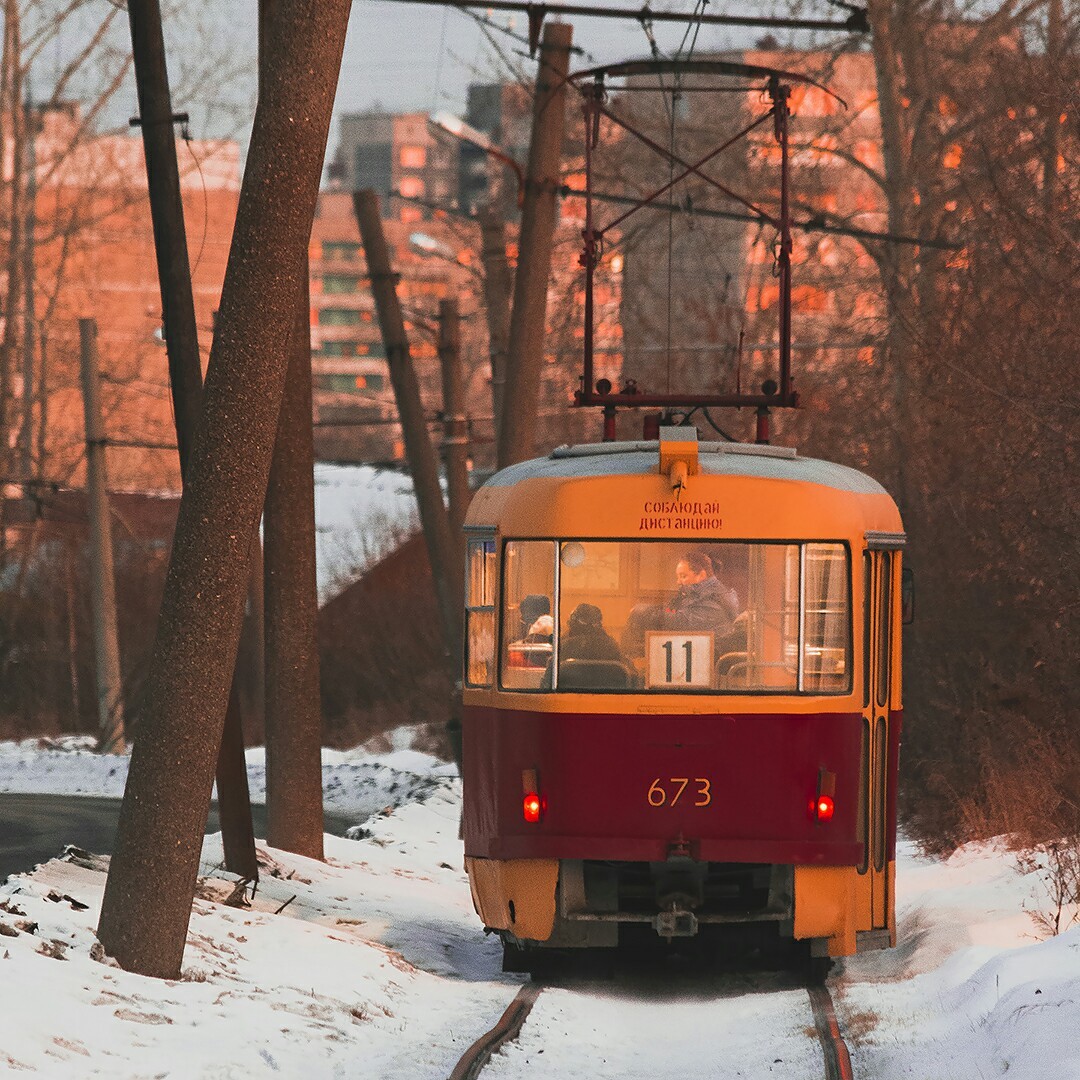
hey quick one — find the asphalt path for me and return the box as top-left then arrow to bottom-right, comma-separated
0,794 -> 356,881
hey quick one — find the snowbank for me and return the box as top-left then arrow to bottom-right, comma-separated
0,734 -> 456,823
2,736 -> 1079,1078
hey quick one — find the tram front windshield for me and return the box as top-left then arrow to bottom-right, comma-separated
500,540 -> 850,694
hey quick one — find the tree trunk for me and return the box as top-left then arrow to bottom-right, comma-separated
96,0 -> 350,979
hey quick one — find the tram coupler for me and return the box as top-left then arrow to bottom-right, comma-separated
654,906 -> 699,938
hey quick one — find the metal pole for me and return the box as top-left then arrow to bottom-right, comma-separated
479,210 -> 511,436
353,189 -> 462,667
127,0 -> 257,880
97,0 -> 350,979
78,320 -> 125,755
498,21 -> 573,469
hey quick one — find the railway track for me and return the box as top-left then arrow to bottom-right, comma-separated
448,977 -> 854,1079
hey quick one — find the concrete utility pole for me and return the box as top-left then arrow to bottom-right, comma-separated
259,0 -> 325,861
127,0 -> 257,881
353,190 -> 464,766
479,210 -> 512,437
96,0 -> 351,980
497,21 -> 573,469
78,320 -> 125,756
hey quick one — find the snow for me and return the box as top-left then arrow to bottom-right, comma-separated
313,462 -> 418,601
0,732 -> 454,823
2,737 -> 1079,1078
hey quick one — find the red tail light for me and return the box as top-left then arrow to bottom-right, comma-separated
523,792 -> 543,823
811,767 -> 836,823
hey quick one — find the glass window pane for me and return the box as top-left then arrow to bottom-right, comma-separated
876,554 -> 891,707
557,541 -> 793,692
803,543 -> 850,692
465,539 -> 496,688
500,542 -> 555,690
482,539 -> 853,696
863,554 -> 872,708
467,610 -> 495,688
467,539 -> 496,607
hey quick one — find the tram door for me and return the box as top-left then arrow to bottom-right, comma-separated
865,548 -> 894,929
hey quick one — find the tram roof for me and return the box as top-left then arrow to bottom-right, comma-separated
467,441 -> 904,540
482,442 -> 890,496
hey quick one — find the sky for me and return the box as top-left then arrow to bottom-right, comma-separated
1,734 -> 1079,1078
40,1 -> 863,164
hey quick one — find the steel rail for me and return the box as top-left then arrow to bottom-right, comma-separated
448,982 -> 544,1079
808,984 -> 856,1080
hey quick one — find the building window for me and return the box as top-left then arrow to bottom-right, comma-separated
313,372 -> 387,394
400,145 -> 426,168
322,274 -> 361,294
320,340 -> 362,357
320,308 -> 363,327
322,241 -> 361,261
398,175 -> 425,199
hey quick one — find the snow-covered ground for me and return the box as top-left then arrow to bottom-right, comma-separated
1,737 -> 1078,1079
313,463 -> 417,601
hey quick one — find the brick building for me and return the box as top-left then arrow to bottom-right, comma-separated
614,48 -> 885,437
10,103 -> 240,493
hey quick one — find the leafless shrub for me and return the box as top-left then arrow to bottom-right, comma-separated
1017,841 -> 1080,939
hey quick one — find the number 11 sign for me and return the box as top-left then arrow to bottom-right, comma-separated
645,632 -> 714,689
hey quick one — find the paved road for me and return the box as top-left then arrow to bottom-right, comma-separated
0,794 -> 355,881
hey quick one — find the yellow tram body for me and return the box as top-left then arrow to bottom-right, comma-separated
461,437 -> 904,963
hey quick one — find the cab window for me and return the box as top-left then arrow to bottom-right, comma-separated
465,537 -> 496,687
500,541 -> 556,690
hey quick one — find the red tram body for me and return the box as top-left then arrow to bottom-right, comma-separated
461,435 -> 904,968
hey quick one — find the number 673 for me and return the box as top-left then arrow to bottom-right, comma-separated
647,777 -> 712,807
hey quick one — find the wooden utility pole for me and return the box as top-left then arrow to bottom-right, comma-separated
20,85 -> 36,480
354,191 -> 465,767
353,190 -> 461,665
438,298 -> 469,558
78,320 -> 124,755
497,21 -> 573,468
127,0 -> 257,880
479,210 -> 512,437
438,298 -> 468,766
259,0 -> 325,861
96,0 -> 350,979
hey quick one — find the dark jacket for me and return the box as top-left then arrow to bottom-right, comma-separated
560,626 -> 624,663
664,575 -> 736,636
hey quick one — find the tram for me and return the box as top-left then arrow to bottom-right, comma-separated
461,429 -> 904,972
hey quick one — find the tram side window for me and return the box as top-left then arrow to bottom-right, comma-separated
803,543 -> 851,693
500,541 -> 556,691
465,538 -> 497,688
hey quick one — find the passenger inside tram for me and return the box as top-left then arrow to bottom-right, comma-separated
544,603 -> 631,689
496,537 -> 849,693
664,551 -> 739,635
